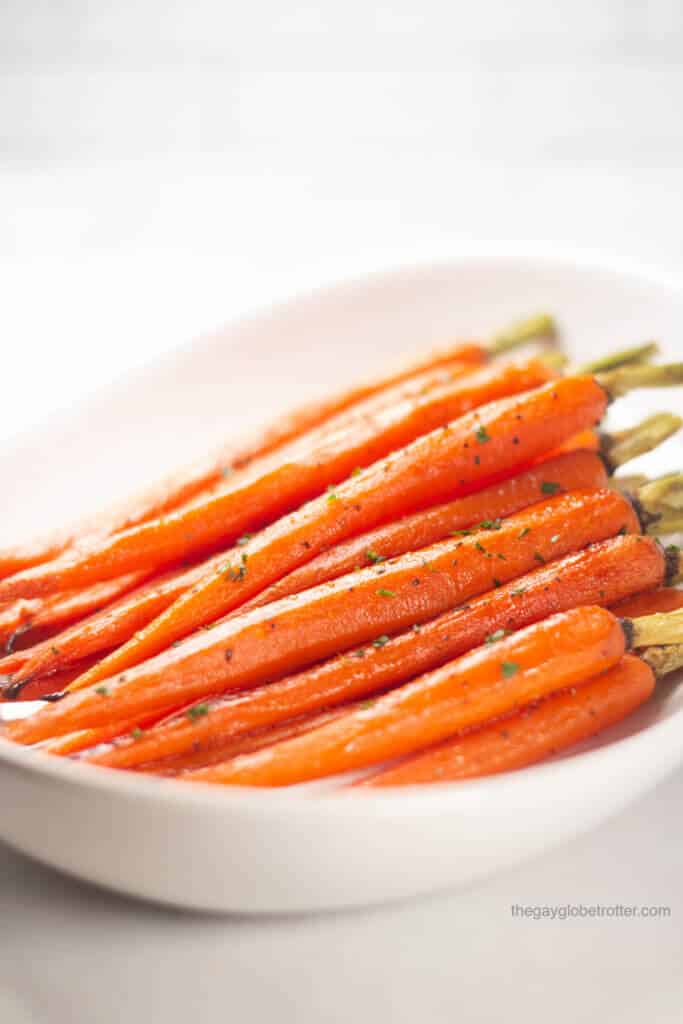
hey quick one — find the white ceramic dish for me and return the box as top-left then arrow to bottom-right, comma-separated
1,254 -> 682,914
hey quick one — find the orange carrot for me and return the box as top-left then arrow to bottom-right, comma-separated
0,657 -> 104,703
361,655 -> 655,786
0,572 -> 150,661
69,371 -> 604,689
0,339 -> 489,579
11,448 -> 605,687
83,531 -> 664,772
235,449 -> 609,610
609,587 -> 683,618
0,357 -> 557,605
182,606 -> 628,786
4,556 -> 229,687
8,486 -> 636,745
138,704 -> 354,775
0,600 -> 37,653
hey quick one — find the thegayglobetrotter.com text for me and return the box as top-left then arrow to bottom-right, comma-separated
511,903 -> 671,921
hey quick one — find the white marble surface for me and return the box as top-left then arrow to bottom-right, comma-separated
1,3 -> 683,1020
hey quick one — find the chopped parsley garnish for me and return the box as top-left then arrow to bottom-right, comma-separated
326,486 -> 339,502
510,586 -> 527,596
372,635 -> 390,648
186,703 -> 210,721
377,588 -> 396,598
501,661 -> 520,678
485,629 -> 508,645
236,533 -> 253,546
518,527 -> 531,539
477,518 -> 502,530
365,549 -> 385,564
534,551 -> 545,563
95,685 -> 110,696
351,467 -> 363,477
359,700 -> 375,710
540,481 -> 561,495
131,727 -> 144,740
475,426 -> 491,444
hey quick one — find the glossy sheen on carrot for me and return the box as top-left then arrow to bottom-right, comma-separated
83,531 -> 661,772
0,358 -> 557,604
68,372 -> 604,689
6,554 -> 231,685
182,606 -> 628,786
10,448 -> 605,687
361,655 -> 655,787
0,341 -> 487,580
8,487 -> 635,746
236,449 -> 609,610
609,587 -> 683,618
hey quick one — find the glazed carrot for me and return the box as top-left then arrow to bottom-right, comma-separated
182,606 -> 628,786
235,449 -> 609,610
139,704 -> 354,775
609,587 -> 683,618
0,357 -> 558,604
8,447 -> 609,687
0,600 -> 37,653
7,487 -> 637,745
0,326 -> 499,581
83,531 -> 667,771
0,657 -> 103,703
361,655 -> 655,787
4,554 -> 231,688
68,371 -> 605,689
0,572 -> 149,662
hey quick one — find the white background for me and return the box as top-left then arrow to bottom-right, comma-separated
1,3 -> 682,1021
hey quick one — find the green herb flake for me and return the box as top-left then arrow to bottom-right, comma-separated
501,661 -> 520,678
351,467 -> 363,478
492,577 -> 502,588
95,685 -> 110,697
326,485 -> 339,502
365,549 -> 385,564
186,703 -> 210,721
475,426 -> 491,444
540,481 -> 561,495
518,527 -> 531,539
534,551 -> 545,564
550,534 -> 560,543
372,635 -> 390,648
510,586 -> 527,596
236,533 -> 253,546
131,727 -> 144,740
359,700 -> 375,710
377,588 -> 396,598
477,518 -> 502,530
485,629 -> 508,645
